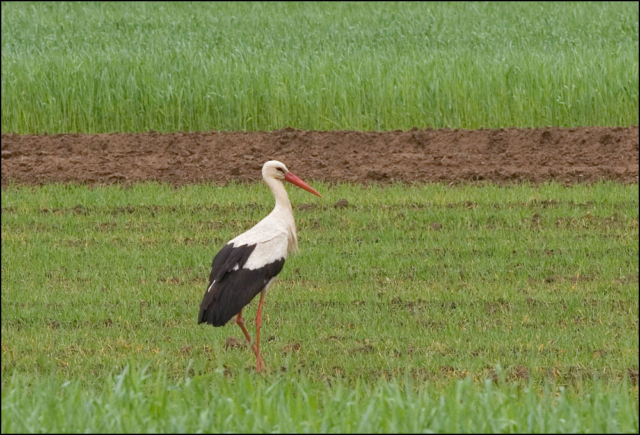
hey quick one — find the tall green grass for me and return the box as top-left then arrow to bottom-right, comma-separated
3,367 -> 638,433
2,2 -> 638,133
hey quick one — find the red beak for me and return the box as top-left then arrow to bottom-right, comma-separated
284,172 -> 322,197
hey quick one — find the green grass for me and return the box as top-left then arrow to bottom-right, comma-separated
2,368 -> 637,433
2,1 -> 638,134
2,182 -> 638,432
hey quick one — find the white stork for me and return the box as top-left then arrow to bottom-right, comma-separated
198,160 -> 321,372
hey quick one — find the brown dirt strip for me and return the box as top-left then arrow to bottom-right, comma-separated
1,126 -> 638,186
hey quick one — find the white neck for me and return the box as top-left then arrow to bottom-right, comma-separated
265,176 -> 292,214
264,176 -> 298,253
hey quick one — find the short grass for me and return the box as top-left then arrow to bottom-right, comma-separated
2,1 -> 638,133
2,182 -> 638,432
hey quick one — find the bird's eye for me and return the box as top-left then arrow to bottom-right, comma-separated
277,167 -> 285,173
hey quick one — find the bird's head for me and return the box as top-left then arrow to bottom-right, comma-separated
262,160 -> 322,197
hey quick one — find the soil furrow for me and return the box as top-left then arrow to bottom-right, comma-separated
2,126 -> 638,185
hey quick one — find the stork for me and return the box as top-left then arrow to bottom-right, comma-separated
198,160 -> 321,372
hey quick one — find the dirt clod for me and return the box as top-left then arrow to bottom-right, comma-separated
510,366 -> 530,382
350,344 -> 374,354
224,337 -> 245,349
281,342 -> 301,354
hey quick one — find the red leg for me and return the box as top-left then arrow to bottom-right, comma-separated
255,291 -> 266,372
236,310 -> 259,356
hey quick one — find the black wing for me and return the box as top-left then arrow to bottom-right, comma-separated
198,243 -> 285,327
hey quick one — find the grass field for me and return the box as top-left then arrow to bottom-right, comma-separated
2,369 -> 637,433
2,182 -> 638,432
2,1 -> 638,133
2,1 -> 639,432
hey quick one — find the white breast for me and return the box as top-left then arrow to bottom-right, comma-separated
228,213 -> 294,270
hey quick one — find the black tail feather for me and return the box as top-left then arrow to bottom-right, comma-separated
198,258 -> 285,327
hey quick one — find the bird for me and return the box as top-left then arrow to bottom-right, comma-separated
198,160 -> 321,372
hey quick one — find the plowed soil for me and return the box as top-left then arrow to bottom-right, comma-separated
2,126 -> 638,186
